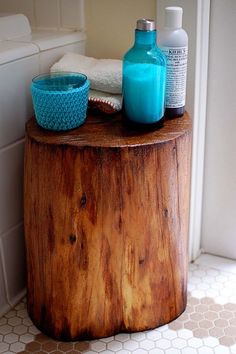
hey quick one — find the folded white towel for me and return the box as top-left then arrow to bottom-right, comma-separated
89,90 -> 122,114
51,52 -> 122,95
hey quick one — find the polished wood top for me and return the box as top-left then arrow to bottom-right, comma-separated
26,111 -> 191,148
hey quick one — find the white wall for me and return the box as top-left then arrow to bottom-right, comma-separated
0,0 -> 84,30
201,0 -> 236,259
85,0 -> 156,59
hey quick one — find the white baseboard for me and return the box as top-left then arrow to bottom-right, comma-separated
9,288 -> 27,308
0,302 -> 11,317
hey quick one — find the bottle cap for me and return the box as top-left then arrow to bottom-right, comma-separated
136,19 -> 156,31
164,7 -> 183,29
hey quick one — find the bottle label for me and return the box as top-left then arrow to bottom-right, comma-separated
160,46 -> 188,108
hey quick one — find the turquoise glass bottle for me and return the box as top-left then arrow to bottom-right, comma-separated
123,19 -> 166,125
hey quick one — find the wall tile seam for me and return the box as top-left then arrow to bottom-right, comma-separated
0,301 -> 11,318
74,0 -> 85,31
59,0 -> 85,30
78,0 -> 85,30
0,137 -> 25,153
58,0 -> 63,30
80,0 -> 87,32
9,288 -> 27,309
0,236 -> 12,306
32,0 -> 37,28
0,221 -> 24,308
33,0 -> 40,29
33,0 -> 57,30
0,221 -> 23,240
32,0 -> 85,31
0,50 -> 39,69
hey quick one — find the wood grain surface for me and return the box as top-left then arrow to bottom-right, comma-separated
24,112 -> 192,340
26,110 -> 191,147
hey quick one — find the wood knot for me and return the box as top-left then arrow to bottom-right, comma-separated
69,234 -> 76,245
139,259 -> 145,265
118,216 -> 122,231
164,208 -> 168,217
80,193 -> 87,207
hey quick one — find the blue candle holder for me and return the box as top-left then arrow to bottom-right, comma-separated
31,72 -> 90,131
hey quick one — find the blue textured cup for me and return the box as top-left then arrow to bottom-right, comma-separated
31,72 -> 90,131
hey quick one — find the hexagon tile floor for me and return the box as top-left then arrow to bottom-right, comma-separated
1,254 -> 236,354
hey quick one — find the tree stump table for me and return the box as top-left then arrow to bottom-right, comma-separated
24,112 -> 192,341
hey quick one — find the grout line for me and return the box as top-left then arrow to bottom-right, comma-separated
0,221 -> 23,239
196,252 -> 236,264
0,137 -> 25,153
79,0 -> 85,31
33,0 -> 37,28
194,253 -> 236,275
0,221 -> 24,308
58,0 -> 62,30
0,237 -> 12,306
0,47 -> 39,67
0,302 -> 11,318
10,288 -> 27,308
206,251 -> 236,263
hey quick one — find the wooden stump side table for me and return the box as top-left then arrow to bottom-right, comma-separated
24,112 -> 192,341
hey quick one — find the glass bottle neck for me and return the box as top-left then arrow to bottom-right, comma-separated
134,29 -> 157,46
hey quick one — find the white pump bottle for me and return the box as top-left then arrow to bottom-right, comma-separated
158,7 -> 188,119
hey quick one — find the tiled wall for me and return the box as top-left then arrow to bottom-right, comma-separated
0,0 -> 84,30
0,56 -> 39,316
0,0 -> 85,316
